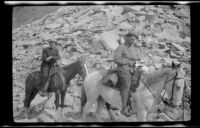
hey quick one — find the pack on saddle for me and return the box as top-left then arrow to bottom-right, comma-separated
102,65 -> 142,91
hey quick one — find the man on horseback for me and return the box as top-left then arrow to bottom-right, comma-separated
39,39 -> 61,96
113,32 -> 139,117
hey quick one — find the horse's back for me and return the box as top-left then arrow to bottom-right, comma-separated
83,70 -> 107,97
84,70 -> 107,84
83,70 -> 122,109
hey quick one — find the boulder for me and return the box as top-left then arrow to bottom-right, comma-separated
155,28 -> 182,42
143,36 -> 153,48
138,16 -> 146,21
170,50 -> 181,58
110,6 -> 124,15
158,43 -> 167,49
15,118 -> 38,122
129,6 -> 144,11
118,22 -> 132,30
154,63 -> 162,69
145,14 -> 157,23
31,94 -> 48,106
101,62 -> 111,70
171,43 -> 185,53
45,23 -> 61,29
65,93 -> 74,107
100,31 -> 120,50
44,93 -> 56,110
37,113 -> 55,122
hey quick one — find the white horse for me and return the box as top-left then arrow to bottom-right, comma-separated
80,62 -> 185,122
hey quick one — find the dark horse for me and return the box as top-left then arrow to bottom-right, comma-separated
23,57 -> 88,118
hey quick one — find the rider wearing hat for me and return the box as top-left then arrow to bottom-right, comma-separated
39,39 -> 61,96
114,32 -> 139,116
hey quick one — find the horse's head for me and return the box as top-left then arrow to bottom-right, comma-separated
166,62 -> 186,108
77,56 -> 88,79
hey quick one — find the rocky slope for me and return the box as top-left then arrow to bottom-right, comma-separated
13,5 -> 191,122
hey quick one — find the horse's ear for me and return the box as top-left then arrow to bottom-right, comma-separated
80,56 -> 85,63
77,56 -> 80,61
172,61 -> 175,68
177,63 -> 181,68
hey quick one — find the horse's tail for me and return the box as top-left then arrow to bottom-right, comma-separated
80,85 -> 87,114
23,73 -> 34,108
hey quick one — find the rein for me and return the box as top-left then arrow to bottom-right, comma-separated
140,73 -> 177,103
140,70 -> 185,121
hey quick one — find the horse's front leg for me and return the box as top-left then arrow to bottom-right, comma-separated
61,86 -> 67,108
55,90 -> 61,110
54,90 -> 64,122
23,107 -> 29,119
95,97 -> 105,122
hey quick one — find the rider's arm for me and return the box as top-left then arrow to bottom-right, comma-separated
114,45 -> 129,65
42,48 -> 49,62
53,49 -> 61,61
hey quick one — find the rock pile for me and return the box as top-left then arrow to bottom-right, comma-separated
13,5 -> 191,122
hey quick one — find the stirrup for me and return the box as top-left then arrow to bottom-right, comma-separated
39,90 -> 48,97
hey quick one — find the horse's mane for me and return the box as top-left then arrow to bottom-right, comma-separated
142,68 -> 176,85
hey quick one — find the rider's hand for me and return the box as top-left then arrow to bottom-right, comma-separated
46,56 -> 53,61
128,60 -> 135,66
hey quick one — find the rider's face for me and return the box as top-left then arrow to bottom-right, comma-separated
126,36 -> 136,45
49,42 -> 55,48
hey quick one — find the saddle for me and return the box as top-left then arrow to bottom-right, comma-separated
102,66 -> 143,92
49,64 -> 65,86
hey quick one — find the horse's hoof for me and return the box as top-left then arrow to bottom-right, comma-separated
120,110 -> 131,117
63,104 -> 73,109
39,91 -> 48,97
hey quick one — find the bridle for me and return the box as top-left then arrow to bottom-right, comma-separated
161,70 -> 185,107
140,69 -> 186,120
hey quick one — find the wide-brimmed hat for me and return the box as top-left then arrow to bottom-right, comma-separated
46,39 -> 57,44
125,32 -> 139,39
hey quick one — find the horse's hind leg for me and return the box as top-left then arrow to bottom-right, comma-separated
105,103 -> 116,121
82,99 -> 96,122
61,89 -> 67,108
96,96 -> 105,122
54,90 -> 64,122
55,90 -> 61,110
136,99 -> 148,122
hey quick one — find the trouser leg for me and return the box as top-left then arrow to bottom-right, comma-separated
40,64 -> 50,92
118,69 -> 131,116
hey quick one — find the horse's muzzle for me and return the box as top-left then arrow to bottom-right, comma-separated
163,98 -> 178,108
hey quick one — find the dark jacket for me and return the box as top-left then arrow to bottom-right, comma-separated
42,47 -> 61,66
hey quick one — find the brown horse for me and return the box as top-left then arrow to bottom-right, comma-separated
80,62 -> 185,122
23,57 -> 88,118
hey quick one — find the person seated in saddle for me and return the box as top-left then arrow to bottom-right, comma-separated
113,32 -> 139,117
39,39 -> 61,96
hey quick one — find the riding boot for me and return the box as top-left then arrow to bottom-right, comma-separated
120,89 -> 131,117
128,92 -> 137,114
39,79 -> 49,97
